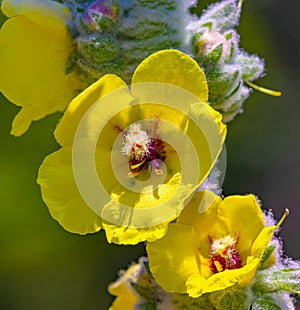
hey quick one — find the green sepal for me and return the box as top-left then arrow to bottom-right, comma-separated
258,245 -> 276,270
171,293 -> 216,309
199,0 -> 241,32
223,30 -> 238,62
235,53 -> 265,81
75,56 -> 126,85
77,34 -> 120,64
65,53 -> 77,75
204,43 -> 223,65
207,65 -> 241,97
132,0 -> 177,11
137,301 -> 157,310
207,285 -> 249,310
142,260 -> 152,276
89,14 -> 118,32
191,31 -> 205,54
200,21 -> 213,31
216,85 -> 250,123
251,298 -> 282,310
252,268 -> 300,294
131,282 -> 158,301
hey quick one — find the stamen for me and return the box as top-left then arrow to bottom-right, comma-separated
121,123 -> 166,177
209,235 -> 242,274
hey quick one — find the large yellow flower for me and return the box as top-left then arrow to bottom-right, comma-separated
0,0 -> 82,136
146,190 -> 288,298
37,50 -> 226,245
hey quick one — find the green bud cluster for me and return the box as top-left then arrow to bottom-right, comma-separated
65,0 -> 124,86
190,0 -> 265,122
67,0 -> 186,86
65,0 -> 271,123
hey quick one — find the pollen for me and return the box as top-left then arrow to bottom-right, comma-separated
209,235 -> 242,273
121,123 -> 151,160
120,123 -> 166,177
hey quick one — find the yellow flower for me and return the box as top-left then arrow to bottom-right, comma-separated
146,190 -> 288,298
108,263 -> 140,310
0,0 -> 82,136
37,50 -> 226,244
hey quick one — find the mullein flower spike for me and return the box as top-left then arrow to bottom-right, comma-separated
1,0 -> 297,308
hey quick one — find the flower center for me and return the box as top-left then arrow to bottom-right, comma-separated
121,123 -> 166,178
209,235 -> 242,273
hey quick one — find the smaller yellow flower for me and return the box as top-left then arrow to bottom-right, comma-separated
0,0 -> 82,136
146,190 -> 288,298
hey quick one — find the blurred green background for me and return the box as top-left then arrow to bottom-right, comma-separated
0,0 -> 299,309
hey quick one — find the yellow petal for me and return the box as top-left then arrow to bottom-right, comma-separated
132,50 -> 208,103
250,225 -> 276,259
177,191 -> 225,248
147,223 -> 200,294
185,274 -> 208,298
108,264 -> 139,310
204,260 -> 258,293
218,195 -> 265,260
37,146 -> 102,234
1,0 -> 70,27
108,294 -> 137,310
103,220 -> 169,245
55,74 -> 132,146
185,103 -> 227,186
187,257 -> 260,297
102,173 -> 196,244
0,10 -> 80,136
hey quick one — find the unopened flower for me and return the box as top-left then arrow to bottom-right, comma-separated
188,0 -> 281,122
37,50 -> 226,245
108,260 -> 143,310
146,190 -> 288,298
0,0 -> 82,136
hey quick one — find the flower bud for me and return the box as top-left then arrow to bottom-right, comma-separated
195,31 -> 232,64
85,0 -> 119,32
189,0 -> 265,122
198,0 -> 241,32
